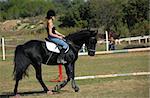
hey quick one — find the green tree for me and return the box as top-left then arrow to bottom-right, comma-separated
0,0 -> 54,20
122,0 -> 149,34
59,0 -> 85,27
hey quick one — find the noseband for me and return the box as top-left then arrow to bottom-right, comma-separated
88,49 -> 96,52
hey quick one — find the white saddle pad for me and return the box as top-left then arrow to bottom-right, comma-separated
45,41 -> 69,53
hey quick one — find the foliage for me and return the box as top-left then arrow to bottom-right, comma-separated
58,0 -> 149,37
130,20 -> 149,36
122,0 -> 149,36
0,0 -> 54,20
0,0 -> 149,37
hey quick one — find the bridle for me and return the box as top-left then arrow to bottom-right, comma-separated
88,49 -> 96,52
86,37 -> 97,52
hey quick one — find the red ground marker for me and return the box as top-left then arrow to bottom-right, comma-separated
50,64 -> 63,82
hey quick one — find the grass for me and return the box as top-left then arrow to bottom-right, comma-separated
0,52 -> 149,98
76,52 -> 149,76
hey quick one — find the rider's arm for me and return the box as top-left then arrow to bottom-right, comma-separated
48,19 -> 62,39
55,30 -> 65,38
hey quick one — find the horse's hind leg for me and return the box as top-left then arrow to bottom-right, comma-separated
14,79 -> 19,95
32,63 -> 52,94
13,63 -> 30,96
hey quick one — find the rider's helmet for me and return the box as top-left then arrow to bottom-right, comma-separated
46,10 -> 56,19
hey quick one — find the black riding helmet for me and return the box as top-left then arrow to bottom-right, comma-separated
46,10 -> 56,19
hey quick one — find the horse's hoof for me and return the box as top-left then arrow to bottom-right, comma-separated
74,87 -> 79,92
47,90 -> 53,95
14,94 -> 20,98
53,85 -> 60,92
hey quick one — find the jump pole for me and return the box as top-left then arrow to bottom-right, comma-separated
50,64 -> 63,82
1,37 -> 6,60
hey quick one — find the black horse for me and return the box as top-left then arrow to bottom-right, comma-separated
13,29 -> 97,96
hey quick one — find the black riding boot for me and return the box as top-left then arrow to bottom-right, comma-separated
57,49 -> 67,64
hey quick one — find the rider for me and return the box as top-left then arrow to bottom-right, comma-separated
46,9 -> 68,64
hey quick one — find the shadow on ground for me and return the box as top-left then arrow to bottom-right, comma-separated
0,90 -> 47,98
0,90 -> 70,98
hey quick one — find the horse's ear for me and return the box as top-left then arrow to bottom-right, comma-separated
91,30 -> 98,36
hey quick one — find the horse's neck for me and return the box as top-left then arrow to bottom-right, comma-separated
66,38 -> 85,52
67,39 -> 83,52
66,30 -> 90,52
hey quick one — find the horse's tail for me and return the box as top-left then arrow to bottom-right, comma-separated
13,45 -> 30,80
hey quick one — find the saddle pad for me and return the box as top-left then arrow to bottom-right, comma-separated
45,41 -> 60,53
45,41 -> 69,53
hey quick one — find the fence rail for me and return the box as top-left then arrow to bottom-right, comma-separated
97,35 -> 150,44
115,35 -> 149,44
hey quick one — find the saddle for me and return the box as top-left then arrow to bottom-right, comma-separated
45,38 -> 69,53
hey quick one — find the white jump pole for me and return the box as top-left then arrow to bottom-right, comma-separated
1,37 -> 6,60
105,31 -> 109,51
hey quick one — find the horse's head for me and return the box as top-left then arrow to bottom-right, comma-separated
85,30 -> 97,56
66,29 -> 97,56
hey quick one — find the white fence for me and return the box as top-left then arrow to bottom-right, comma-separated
115,35 -> 150,44
97,35 -> 150,44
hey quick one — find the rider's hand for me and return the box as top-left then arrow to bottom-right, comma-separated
62,35 -> 65,38
58,36 -> 63,39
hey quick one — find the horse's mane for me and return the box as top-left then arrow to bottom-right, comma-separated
66,30 -> 91,41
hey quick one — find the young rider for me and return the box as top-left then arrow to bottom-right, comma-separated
46,9 -> 68,64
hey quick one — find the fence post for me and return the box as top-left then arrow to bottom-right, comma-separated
105,31 -> 109,51
138,39 -> 141,44
82,44 -> 86,52
145,38 -> 148,43
1,37 -> 6,60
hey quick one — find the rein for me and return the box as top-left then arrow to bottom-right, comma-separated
66,39 -> 81,52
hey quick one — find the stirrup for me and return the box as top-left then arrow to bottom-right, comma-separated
57,59 -> 67,64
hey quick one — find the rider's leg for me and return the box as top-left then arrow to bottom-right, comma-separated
57,48 -> 67,64
56,39 -> 69,64
48,36 -> 69,64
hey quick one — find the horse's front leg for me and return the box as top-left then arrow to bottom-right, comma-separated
70,63 -> 79,92
53,64 -> 71,92
53,79 -> 69,92
53,63 -> 79,92
71,79 -> 79,92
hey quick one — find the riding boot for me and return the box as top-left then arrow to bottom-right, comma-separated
57,49 -> 67,64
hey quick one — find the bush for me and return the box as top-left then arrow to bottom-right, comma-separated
130,20 -> 149,36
